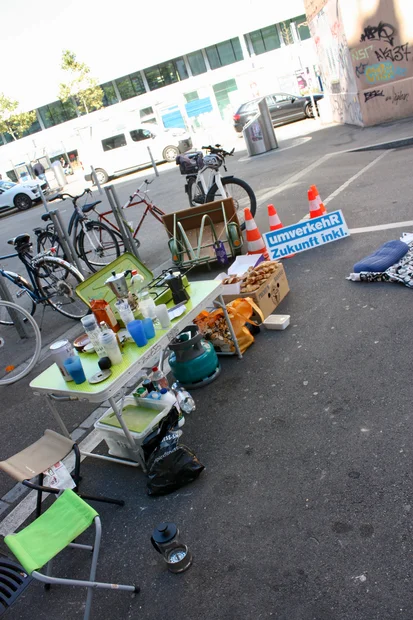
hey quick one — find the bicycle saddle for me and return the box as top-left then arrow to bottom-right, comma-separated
41,212 -> 52,222
7,233 -> 31,247
82,201 -> 101,213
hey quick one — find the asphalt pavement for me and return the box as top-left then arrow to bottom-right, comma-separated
2,117 -> 413,619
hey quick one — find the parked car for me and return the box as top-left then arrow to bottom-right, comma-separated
82,123 -> 193,185
0,180 -> 40,211
233,92 -> 324,132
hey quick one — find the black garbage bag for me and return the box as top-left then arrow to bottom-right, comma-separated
146,431 -> 205,497
142,407 -> 180,464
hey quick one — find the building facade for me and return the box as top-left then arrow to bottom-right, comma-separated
305,0 -> 413,126
0,11 -> 319,178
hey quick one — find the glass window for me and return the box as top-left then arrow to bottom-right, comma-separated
130,72 -> 146,96
101,134 -> 127,151
184,91 -> 199,103
187,50 -> 207,76
274,93 -> 292,103
249,25 -> 281,55
38,100 -> 77,128
140,107 -> 153,118
292,14 -> 311,41
21,114 -> 42,137
130,128 -> 152,142
145,58 -> 188,91
280,20 -> 295,45
206,38 -> 243,69
116,76 -> 135,101
101,82 -> 118,106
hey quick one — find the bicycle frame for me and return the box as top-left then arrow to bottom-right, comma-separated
0,251 -> 48,303
96,187 -> 165,239
195,167 -> 229,198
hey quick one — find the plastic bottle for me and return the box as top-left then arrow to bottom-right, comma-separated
138,290 -> 156,319
159,388 -> 177,407
99,322 -> 123,365
81,315 -> 107,357
151,366 -> 169,390
147,390 -> 162,401
130,270 -> 145,293
142,376 -> 156,393
171,382 -> 196,414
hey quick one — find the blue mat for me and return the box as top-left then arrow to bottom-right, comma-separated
353,240 -> 409,273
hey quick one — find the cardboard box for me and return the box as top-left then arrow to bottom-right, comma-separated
218,262 -> 290,318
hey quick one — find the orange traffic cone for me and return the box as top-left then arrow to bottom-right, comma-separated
268,204 -> 283,230
244,207 -> 269,259
308,187 -> 324,218
310,185 -> 327,215
267,204 -> 294,258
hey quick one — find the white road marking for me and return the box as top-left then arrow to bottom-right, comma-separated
256,153 -> 334,207
323,150 -> 393,206
0,429 -> 103,536
350,220 -> 413,234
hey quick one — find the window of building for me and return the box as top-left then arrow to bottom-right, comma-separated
248,25 -> 281,55
101,133 -> 127,151
130,128 -> 152,142
184,91 -> 199,103
144,58 -> 188,91
213,78 -> 238,119
101,82 -> 119,107
115,72 -> 146,101
187,50 -> 207,76
38,100 -> 78,128
205,38 -> 243,70
291,14 -> 311,41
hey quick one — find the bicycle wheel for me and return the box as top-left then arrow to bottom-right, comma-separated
187,177 -> 206,208
36,230 -> 65,259
0,274 -> 36,325
34,256 -> 88,320
113,230 -> 141,254
77,221 -> 120,272
0,301 -> 41,385
206,177 -> 257,228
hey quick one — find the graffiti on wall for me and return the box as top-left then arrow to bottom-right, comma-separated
360,22 -> 396,46
307,0 -> 363,125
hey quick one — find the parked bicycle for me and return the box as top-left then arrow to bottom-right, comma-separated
0,300 -> 42,385
0,234 -> 88,324
177,144 -> 257,227
90,179 -> 165,251
34,189 -> 120,272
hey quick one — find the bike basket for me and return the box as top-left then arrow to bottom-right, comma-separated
176,152 -> 202,175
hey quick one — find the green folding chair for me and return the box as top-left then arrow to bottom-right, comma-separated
5,489 -> 139,620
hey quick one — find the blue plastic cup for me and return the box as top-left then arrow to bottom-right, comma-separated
127,319 -> 147,347
63,356 -> 86,384
142,317 -> 155,340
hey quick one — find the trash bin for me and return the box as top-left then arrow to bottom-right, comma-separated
243,97 -> 278,157
51,160 -> 66,187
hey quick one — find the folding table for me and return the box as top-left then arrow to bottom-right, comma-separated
30,280 -> 241,469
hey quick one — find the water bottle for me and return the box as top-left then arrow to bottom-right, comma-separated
159,388 -> 177,407
81,315 -> 106,357
151,366 -> 169,390
99,323 -> 123,365
172,382 -> 196,414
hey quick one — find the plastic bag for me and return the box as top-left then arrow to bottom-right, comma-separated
146,433 -> 205,497
194,297 -> 263,354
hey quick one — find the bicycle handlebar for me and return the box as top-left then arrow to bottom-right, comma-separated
201,145 -> 235,157
56,188 -> 92,202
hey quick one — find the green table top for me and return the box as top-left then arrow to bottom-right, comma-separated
30,279 -> 222,401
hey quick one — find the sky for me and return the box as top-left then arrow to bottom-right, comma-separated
1,0 -> 305,111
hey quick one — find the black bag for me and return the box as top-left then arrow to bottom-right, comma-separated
146,438 -> 205,496
175,153 -> 202,175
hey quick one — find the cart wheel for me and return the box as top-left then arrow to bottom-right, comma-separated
228,223 -> 242,255
169,239 -> 181,265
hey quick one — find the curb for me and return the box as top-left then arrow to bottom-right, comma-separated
348,136 -> 413,152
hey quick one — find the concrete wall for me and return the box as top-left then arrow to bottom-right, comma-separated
305,0 -> 413,125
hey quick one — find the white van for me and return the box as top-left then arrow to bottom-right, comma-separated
81,124 -> 193,185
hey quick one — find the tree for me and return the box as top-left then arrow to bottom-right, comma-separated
280,21 -> 294,46
58,50 -> 103,115
0,94 -> 37,140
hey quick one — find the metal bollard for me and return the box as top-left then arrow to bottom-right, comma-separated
48,210 -> 87,277
0,278 -> 27,338
105,186 -> 140,259
147,146 -> 159,177
90,166 -> 103,195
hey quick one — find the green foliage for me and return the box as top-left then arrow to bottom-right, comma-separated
58,49 -> 103,115
0,94 -> 37,139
